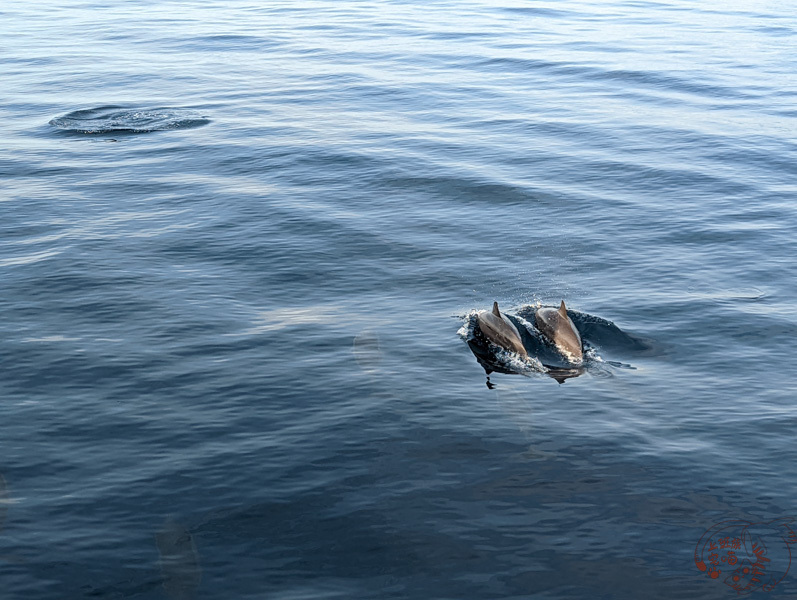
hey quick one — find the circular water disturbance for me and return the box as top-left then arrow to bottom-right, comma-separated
49,106 -> 210,134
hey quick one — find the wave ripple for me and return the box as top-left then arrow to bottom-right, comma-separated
49,106 -> 209,134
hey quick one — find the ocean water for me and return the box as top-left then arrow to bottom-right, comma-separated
2,0 -> 797,598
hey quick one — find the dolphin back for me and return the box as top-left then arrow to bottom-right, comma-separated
477,303 -> 528,357
534,301 -> 583,362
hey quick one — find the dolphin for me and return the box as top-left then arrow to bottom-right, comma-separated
534,300 -> 583,362
476,302 -> 528,358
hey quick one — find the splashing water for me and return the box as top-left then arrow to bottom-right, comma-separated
49,106 -> 210,134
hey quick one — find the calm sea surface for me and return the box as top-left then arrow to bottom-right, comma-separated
2,1 -> 797,598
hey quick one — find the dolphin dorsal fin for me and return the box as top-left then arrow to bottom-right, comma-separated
492,302 -> 501,317
558,300 -> 568,318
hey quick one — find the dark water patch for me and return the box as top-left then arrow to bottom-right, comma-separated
565,310 -> 659,356
0,158 -> 74,178
585,67 -> 753,99
704,146 -> 797,180
49,106 -> 209,134
156,519 -> 202,600
170,33 -> 286,53
569,158 -> 759,198
474,55 -> 592,77
501,6 -> 573,18
0,474 -> 7,534
4,56 -> 59,66
381,174 -> 530,205
771,108 -> 797,117
477,56 -> 754,101
753,25 -> 794,36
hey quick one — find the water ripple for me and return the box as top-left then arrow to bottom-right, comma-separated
49,106 -> 209,134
